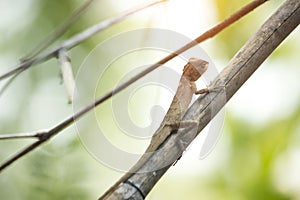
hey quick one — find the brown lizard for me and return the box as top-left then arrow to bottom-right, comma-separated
99,58 -> 209,199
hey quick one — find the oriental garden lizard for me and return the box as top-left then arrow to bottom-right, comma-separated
99,58 -> 209,199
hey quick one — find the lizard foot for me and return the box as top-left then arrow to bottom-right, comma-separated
165,120 -> 198,130
195,85 -> 226,94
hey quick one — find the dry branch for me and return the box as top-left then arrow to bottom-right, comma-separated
103,0 -> 300,198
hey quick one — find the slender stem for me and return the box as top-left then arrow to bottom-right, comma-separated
0,71 -> 22,96
0,133 -> 40,140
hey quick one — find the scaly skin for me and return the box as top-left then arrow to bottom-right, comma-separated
99,58 -> 209,200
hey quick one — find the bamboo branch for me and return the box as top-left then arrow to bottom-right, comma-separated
106,0 -> 299,198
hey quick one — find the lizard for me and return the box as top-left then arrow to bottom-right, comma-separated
99,58 -> 209,199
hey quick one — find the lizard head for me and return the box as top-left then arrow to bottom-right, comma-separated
183,58 -> 209,81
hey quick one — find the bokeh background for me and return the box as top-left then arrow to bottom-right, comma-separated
0,0 -> 299,199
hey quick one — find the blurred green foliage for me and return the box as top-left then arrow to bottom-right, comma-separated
207,104 -> 300,200
213,0 -> 292,59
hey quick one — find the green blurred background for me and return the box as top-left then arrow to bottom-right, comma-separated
0,0 -> 299,199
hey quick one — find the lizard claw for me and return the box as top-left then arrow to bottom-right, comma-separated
196,85 -> 226,94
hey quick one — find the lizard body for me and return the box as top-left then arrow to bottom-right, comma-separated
99,58 -> 208,199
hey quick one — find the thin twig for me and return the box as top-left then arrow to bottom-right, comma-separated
21,0 -> 96,61
0,0 -> 167,82
0,71 -> 22,96
0,131 -> 46,140
0,140 -> 45,171
0,0 -> 268,172
0,133 -> 40,140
